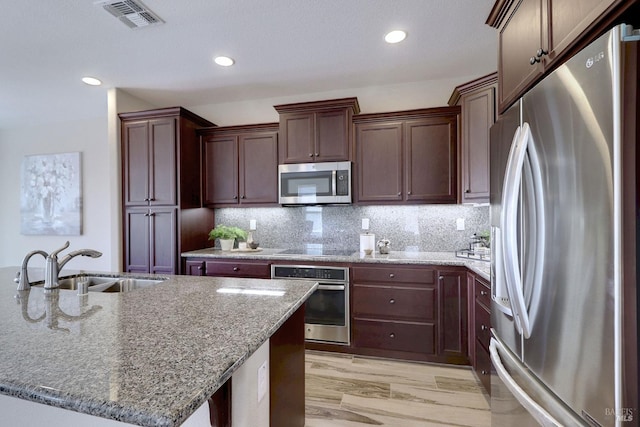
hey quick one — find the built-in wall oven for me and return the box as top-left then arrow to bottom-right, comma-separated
271,264 -> 349,345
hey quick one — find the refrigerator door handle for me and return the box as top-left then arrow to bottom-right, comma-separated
490,338 -> 562,427
500,125 -> 532,337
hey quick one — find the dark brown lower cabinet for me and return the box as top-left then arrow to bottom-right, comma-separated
351,264 -> 468,364
208,379 -> 231,427
182,257 -> 271,279
124,207 -> 177,274
438,270 -> 469,365
471,274 -> 492,394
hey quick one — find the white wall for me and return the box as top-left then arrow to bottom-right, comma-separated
0,117 -> 112,270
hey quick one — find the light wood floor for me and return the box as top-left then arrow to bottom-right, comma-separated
305,351 -> 490,427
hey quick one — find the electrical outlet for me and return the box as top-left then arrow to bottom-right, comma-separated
249,219 -> 257,231
257,360 -> 268,403
456,218 -> 465,231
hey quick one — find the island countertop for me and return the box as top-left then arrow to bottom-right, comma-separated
0,267 -> 317,426
181,248 -> 491,281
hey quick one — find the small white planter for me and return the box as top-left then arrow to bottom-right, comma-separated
219,239 -> 235,251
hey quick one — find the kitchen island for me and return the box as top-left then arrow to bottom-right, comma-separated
0,266 -> 317,426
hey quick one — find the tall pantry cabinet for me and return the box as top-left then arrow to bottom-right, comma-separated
119,107 -> 215,275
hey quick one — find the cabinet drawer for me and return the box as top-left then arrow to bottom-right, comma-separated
474,277 -> 491,309
475,303 -> 491,351
353,319 -> 436,355
352,266 -> 435,284
475,340 -> 491,395
205,260 -> 270,278
353,284 -> 436,321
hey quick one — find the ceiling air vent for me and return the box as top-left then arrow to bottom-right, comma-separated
95,0 -> 164,29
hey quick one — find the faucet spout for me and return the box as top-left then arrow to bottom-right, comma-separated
43,242 -> 103,289
15,250 -> 48,291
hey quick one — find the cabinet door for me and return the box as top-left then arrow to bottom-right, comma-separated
123,121 -> 150,206
460,86 -> 495,203
149,118 -> 177,206
149,207 -> 177,275
355,122 -> 403,202
203,135 -> 239,205
124,208 -> 150,273
437,271 -> 468,364
239,132 -> 278,204
548,0 -> 618,62
405,117 -> 457,203
498,0 -> 545,111
279,112 -> 314,163
185,259 -> 205,276
314,109 -> 350,162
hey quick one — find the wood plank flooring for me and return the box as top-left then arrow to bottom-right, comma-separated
305,351 -> 490,427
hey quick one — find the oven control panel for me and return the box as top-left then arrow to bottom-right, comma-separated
271,265 -> 348,282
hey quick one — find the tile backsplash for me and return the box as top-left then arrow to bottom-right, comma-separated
213,204 -> 489,252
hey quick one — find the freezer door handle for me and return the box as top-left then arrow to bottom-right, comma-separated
489,338 -> 562,427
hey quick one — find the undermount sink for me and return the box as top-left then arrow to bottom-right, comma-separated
33,275 -> 165,293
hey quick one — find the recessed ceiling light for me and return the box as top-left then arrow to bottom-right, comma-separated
214,56 -> 235,67
82,77 -> 102,86
384,30 -> 407,44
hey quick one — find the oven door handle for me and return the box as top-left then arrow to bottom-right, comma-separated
316,284 -> 345,291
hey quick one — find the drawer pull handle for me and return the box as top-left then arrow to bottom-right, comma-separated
389,333 -> 395,338
481,324 -> 488,331
389,299 -> 395,304
480,290 -> 488,296
389,273 -> 395,278
233,267 -> 239,271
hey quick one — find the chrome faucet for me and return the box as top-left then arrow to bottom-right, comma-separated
44,241 -> 102,289
15,250 -> 48,291
15,241 -> 102,291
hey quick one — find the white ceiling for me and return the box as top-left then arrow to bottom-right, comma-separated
0,0 -> 498,128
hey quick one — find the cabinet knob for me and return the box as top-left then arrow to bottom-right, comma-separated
530,56 -> 540,65
481,370 -> 488,375
241,195 -> 246,199
233,195 -> 238,199
397,192 -> 401,196
389,273 -> 395,278
197,266 -> 202,270
481,324 -> 488,331
308,153 -> 313,157
389,333 -> 395,339
233,267 -> 239,271
439,276 -> 444,280
536,48 -> 548,58
315,153 -> 319,156
407,191 -> 412,195
465,189 -> 471,193
480,290 -> 488,296
389,299 -> 395,304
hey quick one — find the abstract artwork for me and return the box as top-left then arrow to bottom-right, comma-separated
20,152 -> 82,235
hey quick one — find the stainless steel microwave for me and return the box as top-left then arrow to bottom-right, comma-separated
278,161 -> 352,205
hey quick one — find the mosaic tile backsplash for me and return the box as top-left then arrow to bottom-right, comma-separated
213,204 -> 489,252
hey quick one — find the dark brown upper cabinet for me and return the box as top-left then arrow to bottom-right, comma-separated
354,107 -> 459,205
200,124 -> 279,207
487,0 -> 629,113
274,98 -> 360,164
449,73 -> 497,204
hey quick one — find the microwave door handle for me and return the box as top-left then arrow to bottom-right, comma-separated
332,170 -> 337,196
490,339 -> 562,427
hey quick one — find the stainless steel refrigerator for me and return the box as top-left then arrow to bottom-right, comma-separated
490,24 -> 639,426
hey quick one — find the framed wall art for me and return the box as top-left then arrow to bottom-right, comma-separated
20,152 -> 82,235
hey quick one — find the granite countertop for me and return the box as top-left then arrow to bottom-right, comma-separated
0,267 -> 317,426
181,248 -> 491,281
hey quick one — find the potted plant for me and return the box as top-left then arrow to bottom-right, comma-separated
208,225 -> 248,251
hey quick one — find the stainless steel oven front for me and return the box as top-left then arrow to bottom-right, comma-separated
271,264 -> 349,345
